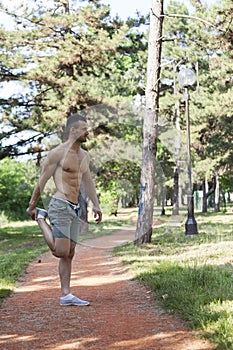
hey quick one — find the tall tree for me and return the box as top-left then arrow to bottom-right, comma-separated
157,0 -> 233,214
190,0 -> 233,211
135,0 -> 164,244
0,0 -> 147,160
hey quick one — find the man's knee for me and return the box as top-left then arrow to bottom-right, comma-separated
52,237 -> 73,258
52,248 -> 70,259
52,246 -> 75,259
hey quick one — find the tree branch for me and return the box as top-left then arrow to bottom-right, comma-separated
161,13 -> 224,32
0,131 -> 54,160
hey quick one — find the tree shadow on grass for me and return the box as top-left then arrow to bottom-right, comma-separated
137,262 -> 233,348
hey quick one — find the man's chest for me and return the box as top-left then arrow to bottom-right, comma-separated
60,152 -> 88,174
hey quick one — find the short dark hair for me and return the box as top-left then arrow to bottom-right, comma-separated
65,113 -> 87,134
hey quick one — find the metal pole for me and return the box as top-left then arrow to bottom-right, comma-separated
184,87 -> 198,235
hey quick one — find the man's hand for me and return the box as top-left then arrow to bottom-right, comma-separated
26,206 -> 37,221
94,209 -> 102,224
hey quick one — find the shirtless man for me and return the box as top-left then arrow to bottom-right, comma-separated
27,114 -> 102,306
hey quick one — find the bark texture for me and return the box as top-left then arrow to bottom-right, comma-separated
135,0 -> 164,244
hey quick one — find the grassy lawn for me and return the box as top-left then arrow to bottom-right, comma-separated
114,212 -> 233,349
0,221 -> 47,303
0,214 -> 133,305
1,210 -> 233,348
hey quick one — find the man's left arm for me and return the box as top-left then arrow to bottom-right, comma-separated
82,166 -> 102,224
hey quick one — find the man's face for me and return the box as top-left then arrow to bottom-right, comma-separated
72,121 -> 89,143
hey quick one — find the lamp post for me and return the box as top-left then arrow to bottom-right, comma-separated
178,67 -> 198,235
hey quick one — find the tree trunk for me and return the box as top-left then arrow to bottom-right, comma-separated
214,173 -> 220,212
172,63 -> 181,215
161,184 -> 166,215
202,176 -> 216,213
135,0 -> 164,244
78,189 -> 88,222
202,179 -> 207,213
172,167 -> 179,215
221,190 -> 226,211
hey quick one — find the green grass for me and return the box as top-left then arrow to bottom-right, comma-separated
0,214 -> 133,305
1,210 -> 233,348
114,212 -> 233,349
0,221 -> 48,304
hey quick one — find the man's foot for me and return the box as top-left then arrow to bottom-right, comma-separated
60,293 -> 90,306
36,208 -> 48,220
26,207 -> 48,221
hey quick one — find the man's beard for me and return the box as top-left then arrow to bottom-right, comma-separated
76,135 -> 87,143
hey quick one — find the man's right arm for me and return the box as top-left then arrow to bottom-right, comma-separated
28,149 -> 60,219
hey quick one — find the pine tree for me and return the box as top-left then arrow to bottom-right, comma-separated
0,0 -> 147,159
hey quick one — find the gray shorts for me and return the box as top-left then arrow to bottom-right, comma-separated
48,197 -> 81,243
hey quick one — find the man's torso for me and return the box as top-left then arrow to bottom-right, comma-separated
52,145 -> 89,203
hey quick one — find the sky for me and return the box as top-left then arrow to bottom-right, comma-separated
0,0 -> 219,31
0,0 -> 219,24
102,0 -> 217,19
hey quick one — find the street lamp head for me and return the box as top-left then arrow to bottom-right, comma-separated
178,67 -> 196,88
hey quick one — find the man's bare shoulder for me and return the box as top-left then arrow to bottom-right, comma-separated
46,143 -> 66,161
49,142 -> 67,152
80,148 -> 90,160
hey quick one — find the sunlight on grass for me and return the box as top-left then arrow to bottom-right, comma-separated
114,212 -> 233,349
0,222 -> 48,304
201,300 -> 233,347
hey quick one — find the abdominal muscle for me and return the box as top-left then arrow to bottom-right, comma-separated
51,146 -> 89,204
53,164 -> 82,204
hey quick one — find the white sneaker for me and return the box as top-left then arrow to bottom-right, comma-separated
60,293 -> 90,306
26,207 -> 48,220
36,208 -> 48,220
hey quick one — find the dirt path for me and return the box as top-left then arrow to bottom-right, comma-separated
0,227 -> 216,350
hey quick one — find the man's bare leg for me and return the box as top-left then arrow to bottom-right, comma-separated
58,242 -> 90,307
59,257 -> 72,296
36,218 -> 89,305
37,222 -> 75,297
58,242 -> 75,296
36,219 -> 74,294
37,219 -> 55,252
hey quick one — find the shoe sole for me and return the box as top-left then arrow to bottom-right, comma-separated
60,302 -> 90,306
